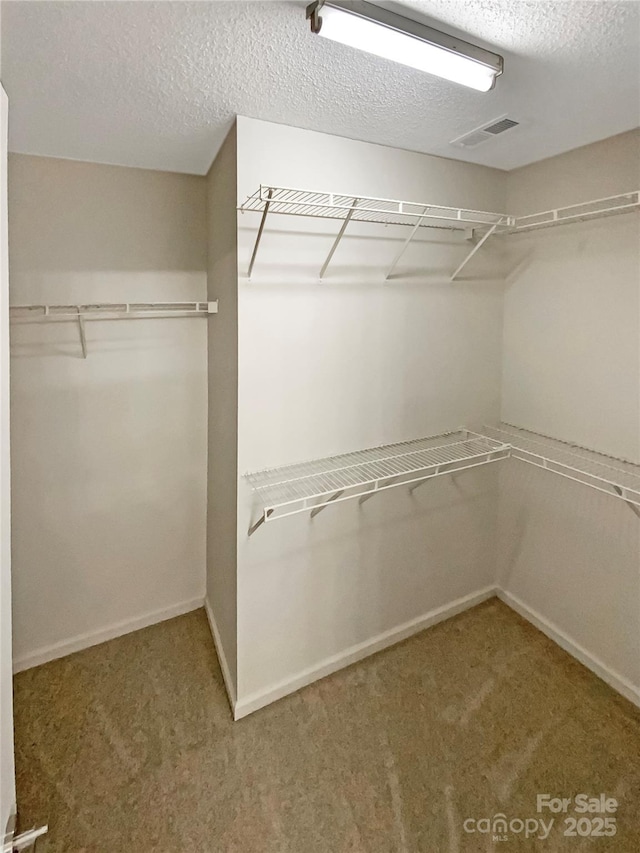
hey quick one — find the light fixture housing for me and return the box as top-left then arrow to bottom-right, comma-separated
306,0 -> 503,92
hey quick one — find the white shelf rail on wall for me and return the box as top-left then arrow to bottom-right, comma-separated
238,185 -> 514,282
509,191 -> 640,234
239,185 -> 640,282
244,429 -> 511,535
9,301 -> 219,359
482,423 -> 640,512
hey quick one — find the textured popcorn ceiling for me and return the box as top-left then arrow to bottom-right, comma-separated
1,0 -> 639,174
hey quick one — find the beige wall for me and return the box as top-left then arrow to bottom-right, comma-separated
499,130 -> 640,701
8,154 -> 208,668
205,124 -> 238,700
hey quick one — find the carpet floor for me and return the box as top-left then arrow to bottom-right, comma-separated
13,598 -> 640,852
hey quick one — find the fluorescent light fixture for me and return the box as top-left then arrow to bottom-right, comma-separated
306,1 -> 503,92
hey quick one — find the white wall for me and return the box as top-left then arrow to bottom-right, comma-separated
0,81 -> 17,841
8,155 -> 208,668
498,130 -> 640,701
502,130 -> 640,461
234,117 -> 508,713
205,123 -> 238,700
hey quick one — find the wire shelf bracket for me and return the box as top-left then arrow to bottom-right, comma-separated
9,301 -> 219,358
450,223 -> 498,282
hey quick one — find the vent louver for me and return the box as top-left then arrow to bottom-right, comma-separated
451,116 -> 520,148
484,117 -> 519,134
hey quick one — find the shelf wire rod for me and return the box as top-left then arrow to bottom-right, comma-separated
248,509 -> 273,537
384,206 -> 430,280
450,223 -> 498,282
310,490 -> 345,518
408,472 -> 438,495
319,198 -> 359,279
358,474 -> 407,505
76,306 -> 88,359
247,187 -> 273,280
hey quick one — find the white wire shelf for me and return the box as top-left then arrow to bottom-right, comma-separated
9,302 -> 218,321
239,184 -> 640,281
9,301 -> 218,358
239,184 -> 513,281
483,423 -> 640,507
246,424 -> 640,533
239,185 -> 513,230
509,192 -> 640,234
245,429 -> 510,534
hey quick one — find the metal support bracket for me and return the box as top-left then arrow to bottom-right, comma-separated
385,206 -> 429,281
319,198 -> 359,279
248,509 -> 274,536
248,187 -> 273,280
408,471 -> 438,495
310,490 -> 344,518
76,307 -> 87,359
450,223 -> 498,282
359,476 -> 404,504
612,485 -> 640,518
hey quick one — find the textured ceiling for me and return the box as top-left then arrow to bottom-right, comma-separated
2,0 -> 639,174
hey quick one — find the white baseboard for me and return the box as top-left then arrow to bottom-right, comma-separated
498,589 -> 640,710
13,596 -> 205,673
234,585 -> 497,720
204,597 -> 236,711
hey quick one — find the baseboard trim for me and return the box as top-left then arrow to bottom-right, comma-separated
204,597 -> 236,712
234,585 -> 497,720
498,589 -> 640,710
13,596 -> 205,673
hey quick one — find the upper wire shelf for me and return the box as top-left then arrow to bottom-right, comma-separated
9,301 -> 218,321
245,429 -> 510,534
240,185 -> 513,230
9,301 -> 219,358
239,184 -> 640,282
483,423 -> 640,508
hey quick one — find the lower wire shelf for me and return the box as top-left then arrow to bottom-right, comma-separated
483,423 -> 640,507
245,424 -> 640,533
245,429 -> 510,534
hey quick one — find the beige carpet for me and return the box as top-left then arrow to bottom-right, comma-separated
13,599 -> 640,852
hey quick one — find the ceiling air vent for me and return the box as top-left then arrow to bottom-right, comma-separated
451,116 -> 520,148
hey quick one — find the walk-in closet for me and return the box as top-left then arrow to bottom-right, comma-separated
0,1 -> 639,851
